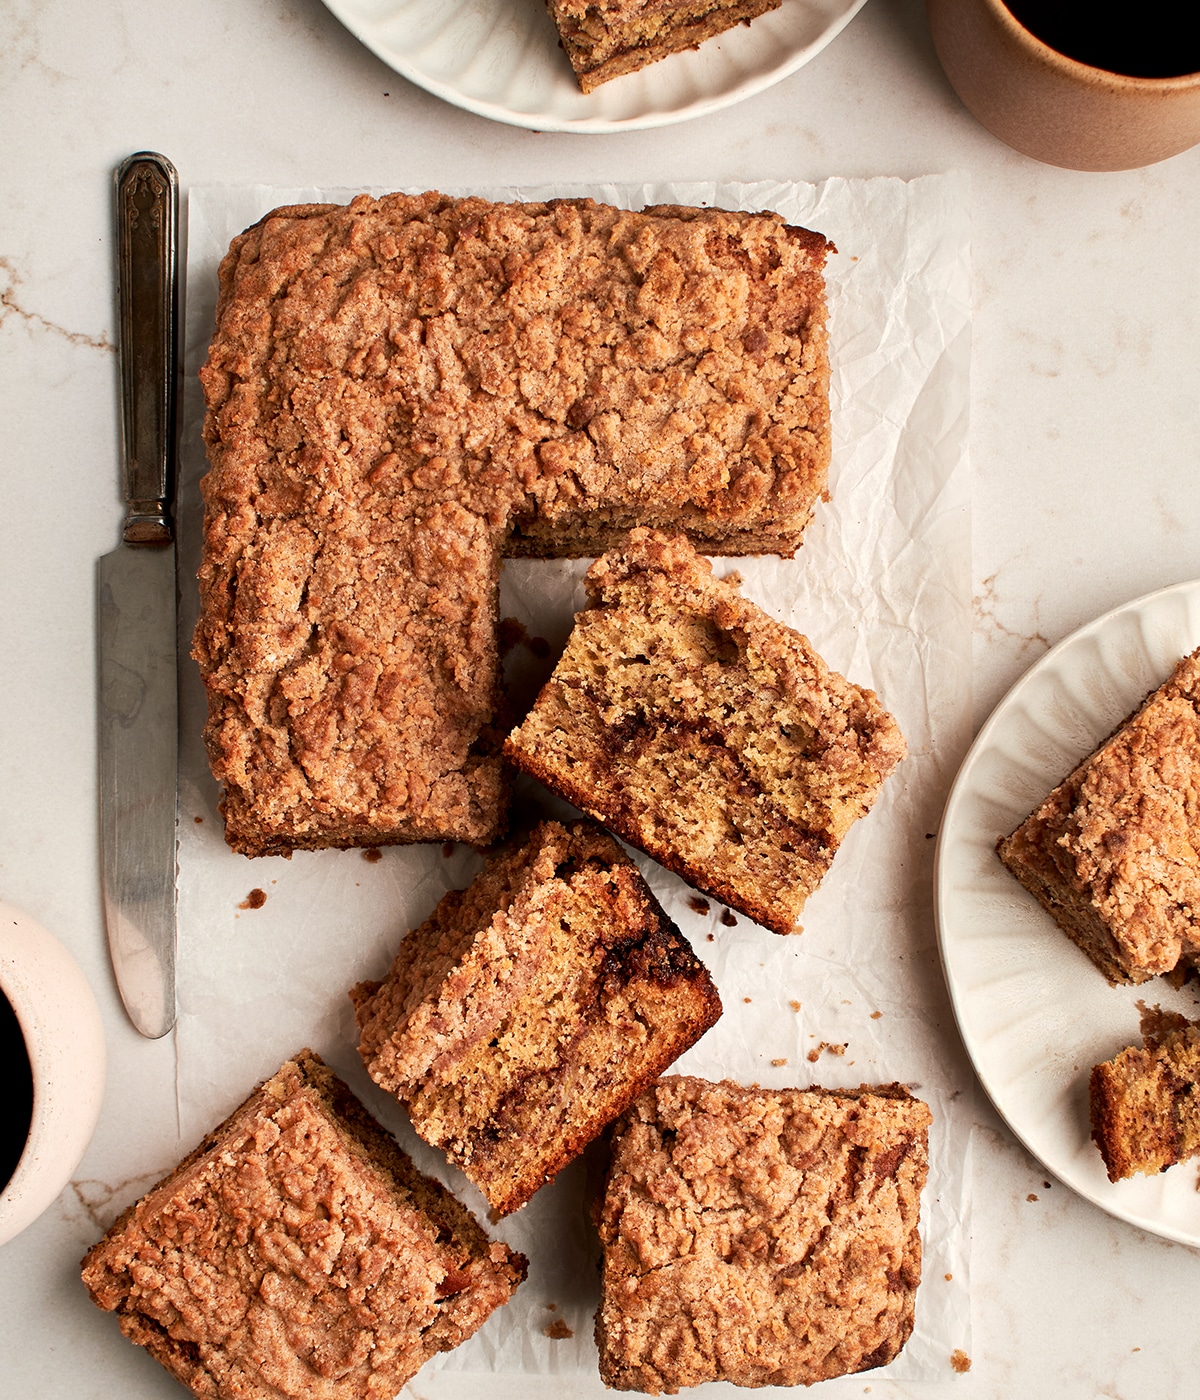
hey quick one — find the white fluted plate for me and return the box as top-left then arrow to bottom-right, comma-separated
320,0 -> 868,132
935,580 -> 1200,1246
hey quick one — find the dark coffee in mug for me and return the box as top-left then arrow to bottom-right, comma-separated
1005,1 -> 1200,78
1,989 -> 34,1192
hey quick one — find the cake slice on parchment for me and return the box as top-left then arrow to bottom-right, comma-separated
81,1050 -> 526,1400
998,647 -> 1200,985
503,529 -> 907,934
593,1074 -> 932,1392
352,819 -> 722,1216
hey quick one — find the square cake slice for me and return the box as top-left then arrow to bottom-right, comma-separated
502,529 -> 907,934
998,647 -> 1200,984
81,1051 -> 526,1400
1090,1014 -> 1200,1182
545,0 -> 782,94
594,1075 -> 932,1392
192,501 -> 510,857
351,819 -> 722,1217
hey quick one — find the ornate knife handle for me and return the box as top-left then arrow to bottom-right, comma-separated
115,152 -> 178,546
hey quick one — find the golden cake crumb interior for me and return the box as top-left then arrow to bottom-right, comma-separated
352,819 -> 722,1215
503,529 -> 906,933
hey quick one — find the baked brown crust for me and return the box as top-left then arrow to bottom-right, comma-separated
80,1050 -> 526,1400
503,528 -> 906,934
352,819 -> 722,1216
196,192 -> 832,856
594,1075 -> 931,1392
1090,1017 -> 1200,1182
545,0 -> 783,93
998,647 -> 1200,984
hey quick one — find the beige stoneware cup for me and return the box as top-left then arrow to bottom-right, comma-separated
927,0 -> 1200,171
0,900 -> 106,1247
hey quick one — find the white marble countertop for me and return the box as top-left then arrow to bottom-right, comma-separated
3,2 -> 1200,1397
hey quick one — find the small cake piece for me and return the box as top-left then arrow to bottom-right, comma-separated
998,647 -> 1200,985
1090,1014 -> 1200,1182
351,819 -> 721,1216
594,1075 -> 932,1392
503,529 -> 907,934
81,1051 -> 526,1400
197,192 -> 832,857
546,0 -> 782,94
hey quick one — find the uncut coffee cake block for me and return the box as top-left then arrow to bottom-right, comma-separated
998,647 -> 1200,985
196,191 -> 833,857
594,1075 -> 932,1392
503,529 -> 907,934
351,819 -> 721,1216
80,1050 -> 526,1400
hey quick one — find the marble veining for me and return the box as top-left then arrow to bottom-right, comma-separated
0,255 -> 114,352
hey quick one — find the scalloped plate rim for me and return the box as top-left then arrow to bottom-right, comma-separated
319,0 -> 870,132
935,578 -> 1200,1247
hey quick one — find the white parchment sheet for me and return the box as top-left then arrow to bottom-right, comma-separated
176,177 -> 974,1386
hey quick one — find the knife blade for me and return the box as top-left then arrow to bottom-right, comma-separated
97,152 -> 180,1039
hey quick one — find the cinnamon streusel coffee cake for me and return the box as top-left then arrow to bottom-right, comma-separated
545,0 -> 782,93
196,191 -> 833,857
998,647 -> 1200,984
352,819 -> 721,1216
594,1075 -> 931,1392
1091,1013 -> 1200,1181
503,529 -> 906,933
80,1050 -> 526,1400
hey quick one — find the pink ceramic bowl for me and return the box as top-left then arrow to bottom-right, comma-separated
0,901 -> 106,1247
927,0 -> 1200,171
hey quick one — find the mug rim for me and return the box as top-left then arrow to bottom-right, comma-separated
989,0 -> 1200,89
0,902 -> 106,1247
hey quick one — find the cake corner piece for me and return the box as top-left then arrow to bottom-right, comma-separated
593,1074 -> 931,1391
504,528 -> 906,935
1090,1017 -> 1200,1182
997,645 -> 1200,985
80,1049 -> 526,1400
353,817 -> 722,1216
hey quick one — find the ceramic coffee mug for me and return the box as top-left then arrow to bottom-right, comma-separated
0,900 -> 106,1247
927,0 -> 1200,171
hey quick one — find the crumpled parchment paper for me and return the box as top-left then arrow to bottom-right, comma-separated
176,175 -> 974,1384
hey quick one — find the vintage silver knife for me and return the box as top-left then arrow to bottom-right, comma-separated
97,152 -> 180,1039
